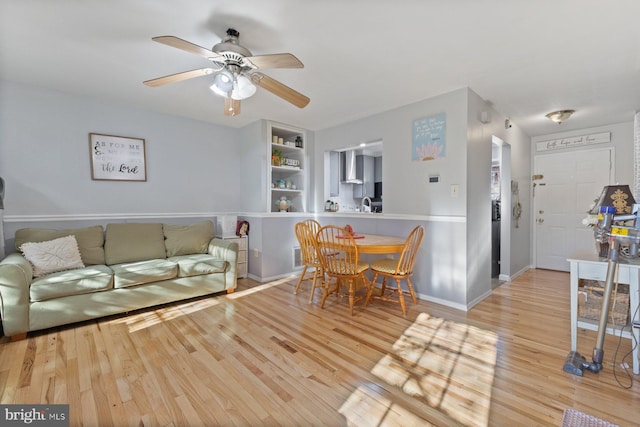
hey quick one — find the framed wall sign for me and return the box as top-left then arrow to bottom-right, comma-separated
535,131 -> 610,152
89,133 -> 147,181
412,113 -> 446,161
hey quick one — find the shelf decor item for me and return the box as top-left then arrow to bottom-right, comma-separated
272,148 -> 283,166
277,196 -> 291,212
89,133 -> 147,181
236,220 -> 250,237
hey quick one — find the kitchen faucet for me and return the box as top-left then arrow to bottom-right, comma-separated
361,196 -> 372,213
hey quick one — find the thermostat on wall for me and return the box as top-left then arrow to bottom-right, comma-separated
428,175 -> 440,183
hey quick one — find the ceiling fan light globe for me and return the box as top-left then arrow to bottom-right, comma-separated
231,74 -> 257,100
210,70 -> 234,97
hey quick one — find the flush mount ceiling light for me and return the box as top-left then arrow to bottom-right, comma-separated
545,109 -> 575,124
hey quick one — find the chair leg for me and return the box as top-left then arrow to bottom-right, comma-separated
380,276 -> 388,296
308,267 -> 321,303
396,278 -> 407,316
348,279 -> 355,316
294,265 -> 309,294
321,277 -> 339,308
320,277 -> 331,308
365,272 -> 378,306
406,277 -> 417,303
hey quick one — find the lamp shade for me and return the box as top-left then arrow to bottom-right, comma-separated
589,185 -> 636,215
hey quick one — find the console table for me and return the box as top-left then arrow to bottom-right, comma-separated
568,251 -> 640,374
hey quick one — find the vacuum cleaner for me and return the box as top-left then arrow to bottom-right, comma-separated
563,238 -> 618,375
563,205 -> 639,376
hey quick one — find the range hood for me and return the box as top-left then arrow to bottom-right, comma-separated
341,151 -> 363,184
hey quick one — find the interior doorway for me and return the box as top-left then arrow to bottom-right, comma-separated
492,136 -> 511,286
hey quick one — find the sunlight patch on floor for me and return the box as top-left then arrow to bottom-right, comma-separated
341,313 -> 498,426
340,384 -> 435,427
111,278 -> 291,332
225,277 -> 292,299
111,298 -> 223,332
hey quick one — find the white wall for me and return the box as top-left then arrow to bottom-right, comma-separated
0,80 -> 243,217
464,88 -> 532,302
238,120 -> 267,212
466,89 -> 492,302
313,88 -> 469,217
311,87 -> 533,307
0,79 -> 535,309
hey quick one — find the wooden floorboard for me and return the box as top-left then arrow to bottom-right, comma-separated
1,269 -> 639,426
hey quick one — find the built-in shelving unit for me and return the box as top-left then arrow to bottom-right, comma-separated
268,122 -> 307,213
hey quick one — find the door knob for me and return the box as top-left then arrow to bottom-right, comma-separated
537,218 -> 544,223
539,210 -> 544,214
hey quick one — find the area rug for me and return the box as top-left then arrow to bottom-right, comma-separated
561,408 -> 619,427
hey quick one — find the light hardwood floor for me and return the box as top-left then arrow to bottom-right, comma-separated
0,269 -> 639,426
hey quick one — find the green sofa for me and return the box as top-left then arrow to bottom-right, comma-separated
0,220 -> 238,339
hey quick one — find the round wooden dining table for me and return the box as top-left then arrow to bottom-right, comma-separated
354,234 -> 405,254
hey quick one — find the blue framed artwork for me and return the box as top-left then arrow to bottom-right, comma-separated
412,113 -> 446,161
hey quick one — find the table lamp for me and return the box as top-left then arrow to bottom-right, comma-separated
589,185 -> 636,215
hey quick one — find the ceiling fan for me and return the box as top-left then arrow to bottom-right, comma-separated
144,28 -> 310,116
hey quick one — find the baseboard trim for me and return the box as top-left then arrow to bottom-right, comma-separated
466,289 -> 493,310
508,265 -> 531,281
416,292 -> 468,312
250,272 -> 297,283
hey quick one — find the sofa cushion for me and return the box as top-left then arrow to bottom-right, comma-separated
15,225 -> 105,265
30,264 -> 113,302
163,220 -> 215,257
111,259 -> 178,288
104,223 -> 166,265
169,254 -> 227,278
20,235 -> 85,278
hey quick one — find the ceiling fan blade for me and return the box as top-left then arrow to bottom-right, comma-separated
152,36 -> 222,61
224,97 -> 241,116
144,68 -> 214,87
251,72 -> 310,108
245,53 -> 303,69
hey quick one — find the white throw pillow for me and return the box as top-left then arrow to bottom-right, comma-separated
20,235 -> 85,277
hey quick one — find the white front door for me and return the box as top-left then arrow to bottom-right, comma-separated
534,148 -> 613,271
